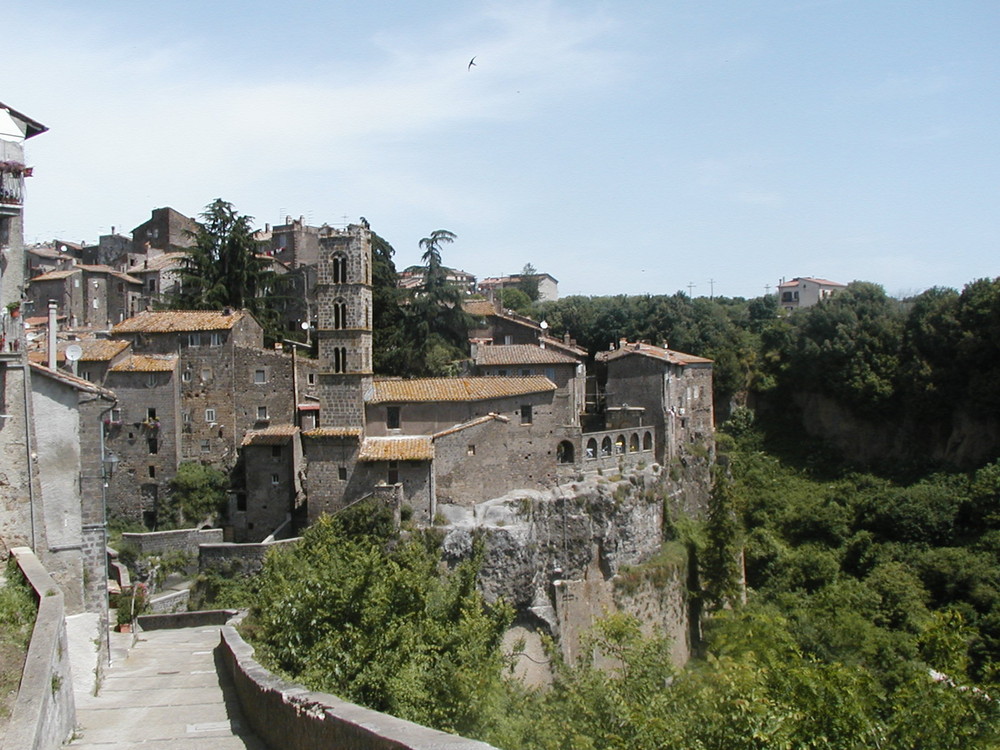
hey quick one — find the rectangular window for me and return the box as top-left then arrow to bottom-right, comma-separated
182,410 -> 190,423
201,368 -> 212,382
257,406 -> 268,420
146,373 -> 157,387
200,439 -> 211,453
82,371 -> 93,382
386,406 -> 400,430
387,461 -> 399,484
338,466 -> 347,481
147,279 -> 156,292
307,373 -> 316,385
148,465 -> 156,478
146,408 -> 157,420
205,408 -> 216,422
110,408 -> 122,423
271,474 -> 280,485
182,370 -> 192,382
520,405 -> 533,425
148,439 -> 158,455
236,493 -> 247,511
188,333 -> 201,347
254,369 -> 267,384
467,445 -> 476,456
210,332 -> 223,346
271,445 -> 282,458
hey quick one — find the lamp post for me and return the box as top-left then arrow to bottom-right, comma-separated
98,403 -> 119,663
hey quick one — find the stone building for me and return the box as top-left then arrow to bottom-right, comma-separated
130,207 -> 197,259
0,102 -> 47,558
27,264 -> 142,328
126,251 -> 188,309
596,340 -> 714,466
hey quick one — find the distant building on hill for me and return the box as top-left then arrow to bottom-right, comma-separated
777,277 -> 846,311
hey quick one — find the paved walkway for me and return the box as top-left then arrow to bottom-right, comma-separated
66,622 -> 267,749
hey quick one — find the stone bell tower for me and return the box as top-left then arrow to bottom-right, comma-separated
315,224 -> 373,431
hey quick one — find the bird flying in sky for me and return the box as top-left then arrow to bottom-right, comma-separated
468,56 -> 477,70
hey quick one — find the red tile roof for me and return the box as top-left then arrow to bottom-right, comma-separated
596,342 -> 712,366
242,424 -> 299,446
112,309 -> 250,334
369,376 -> 555,404
358,436 -> 433,462
475,344 -> 580,367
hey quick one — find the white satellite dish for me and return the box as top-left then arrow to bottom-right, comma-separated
540,320 -> 549,330
65,344 -> 83,362
300,321 -> 310,330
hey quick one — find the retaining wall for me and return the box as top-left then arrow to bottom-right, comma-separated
2,547 -> 75,750
199,537 -> 299,577
219,624 -> 498,750
121,527 -> 224,558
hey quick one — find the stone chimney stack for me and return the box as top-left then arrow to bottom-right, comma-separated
47,300 -> 58,370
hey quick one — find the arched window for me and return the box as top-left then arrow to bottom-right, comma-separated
601,437 -> 612,457
557,441 -> 575,464
586,438 -> 598,460
643,431 -> 653,451
333,300 -> 347,330
333,347 -> 348,373
615,435 -> 626,454
629,434 -> 640,453
332,253 -> 348,284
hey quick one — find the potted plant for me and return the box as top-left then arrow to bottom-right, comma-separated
5,302 -> 20,319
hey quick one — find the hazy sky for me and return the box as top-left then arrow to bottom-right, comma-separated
6,1 -> 999,298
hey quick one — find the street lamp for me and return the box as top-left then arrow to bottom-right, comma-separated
102,452 -> 119,485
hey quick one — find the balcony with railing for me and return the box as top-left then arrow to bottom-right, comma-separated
0,309 -> 24,358
0,140 -> 28,210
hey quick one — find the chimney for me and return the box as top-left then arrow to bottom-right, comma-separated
47,300 -> 58,370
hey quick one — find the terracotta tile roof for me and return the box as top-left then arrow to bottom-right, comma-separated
433,413 -> 509,439
358,436 -> 433,462
30,268 -> 79,282
539,334 -> 587,357
370,376 -> 555,404
302,427 -> 363,439
126,252 -> 188,274
76,339 -> 131,362
596,342 -> 713,366
109,354 -> 178,373
242,424 -> 299,447
462,300 -> 498,317
112,309 -> 250,334
27,338 -> 131,364
475,344 -> 580,366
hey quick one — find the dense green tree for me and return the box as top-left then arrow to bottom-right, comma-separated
517,263 -> 540,302
164,461 -> 228,528
248,510 -> 513,737
172,199 -> 286,340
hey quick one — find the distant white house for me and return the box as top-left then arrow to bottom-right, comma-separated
479,273 -> 559,302
777,277 -> 846,311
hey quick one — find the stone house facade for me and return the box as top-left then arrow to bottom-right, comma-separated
130,207 -> 197,259
27,264 -> 141,328
596,340 -> 714,466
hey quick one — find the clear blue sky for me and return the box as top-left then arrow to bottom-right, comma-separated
7,1 -> 999,298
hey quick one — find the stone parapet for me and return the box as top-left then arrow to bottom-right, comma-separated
219,624 -> 498,750
3,547 -> 75,750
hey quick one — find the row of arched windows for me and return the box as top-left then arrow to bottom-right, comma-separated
330,252 -> 370,285
332,347 -> 348,373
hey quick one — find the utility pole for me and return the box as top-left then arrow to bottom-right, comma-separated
687,282 -> 695,297
708,278 -> 715,299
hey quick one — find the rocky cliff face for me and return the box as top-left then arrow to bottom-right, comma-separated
439,462 -> 708,678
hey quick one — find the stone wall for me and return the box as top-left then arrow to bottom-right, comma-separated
121,527 -> 223,558
219,624 -> 498,750
199,537 -> 299,577
3,547 -> 76,750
